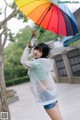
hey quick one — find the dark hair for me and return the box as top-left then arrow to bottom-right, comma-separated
34,43 -> 50,58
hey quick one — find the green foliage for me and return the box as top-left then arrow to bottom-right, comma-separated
68,39 -> 80,47
16,26 -> 33,42
8,3 -> 15,9
6,76 -> 29,87
34,25 -> 62,43
8,32 -> 15,42
38,31 -> 58,42
16,11 -> 28,22
4,26 -> 33,82
4,43 -> 27,81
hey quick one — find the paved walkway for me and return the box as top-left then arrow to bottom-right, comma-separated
8,83 -> 80,120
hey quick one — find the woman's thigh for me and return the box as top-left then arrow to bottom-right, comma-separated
45,103 -> 63,120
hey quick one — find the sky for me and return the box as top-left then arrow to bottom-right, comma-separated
0,0 -> 80,34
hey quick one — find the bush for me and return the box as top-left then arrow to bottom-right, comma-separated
6,76 -> 30,87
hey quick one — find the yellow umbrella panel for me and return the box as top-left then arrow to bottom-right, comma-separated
15,0 -> 51,23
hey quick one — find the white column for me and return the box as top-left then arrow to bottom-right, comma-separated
62,50 -> 73,83
51,55 -> 60,83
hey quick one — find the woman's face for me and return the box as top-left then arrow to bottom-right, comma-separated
33,49 -> 42,59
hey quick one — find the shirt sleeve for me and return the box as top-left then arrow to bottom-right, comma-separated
20,47 -> 39,69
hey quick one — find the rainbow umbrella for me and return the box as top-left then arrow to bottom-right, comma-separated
14,0 -> 78,37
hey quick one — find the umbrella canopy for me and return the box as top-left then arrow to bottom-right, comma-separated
52,0 -> 78,36
15,0 -> 78,36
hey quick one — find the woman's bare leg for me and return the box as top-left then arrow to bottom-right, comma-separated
45,103 -> 63,120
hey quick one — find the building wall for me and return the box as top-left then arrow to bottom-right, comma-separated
74,8 -> 80,32
51,47 -> 80,83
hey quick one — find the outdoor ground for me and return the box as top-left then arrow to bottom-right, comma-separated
8,83 -> 80,120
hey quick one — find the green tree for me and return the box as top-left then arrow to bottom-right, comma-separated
4,43 -> 27,81
4,26 -> 33,82
33,25 -> 62,43
16,27 -> 36,46
0,0 -> 28,118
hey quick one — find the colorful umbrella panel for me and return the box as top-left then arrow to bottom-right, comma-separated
15,0 -> 78,36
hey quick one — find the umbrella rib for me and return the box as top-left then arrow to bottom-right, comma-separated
28,2 -> 53,40
27,2 -> 50,22
28,3 -> 53,35
61,11 -> 74,36
47,5 -> 59,33
35,3 -> 53,31
46,4 -> 53,29
57,7 -> 60,34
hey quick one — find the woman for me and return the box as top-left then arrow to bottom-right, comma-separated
20,41 -> 63,120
